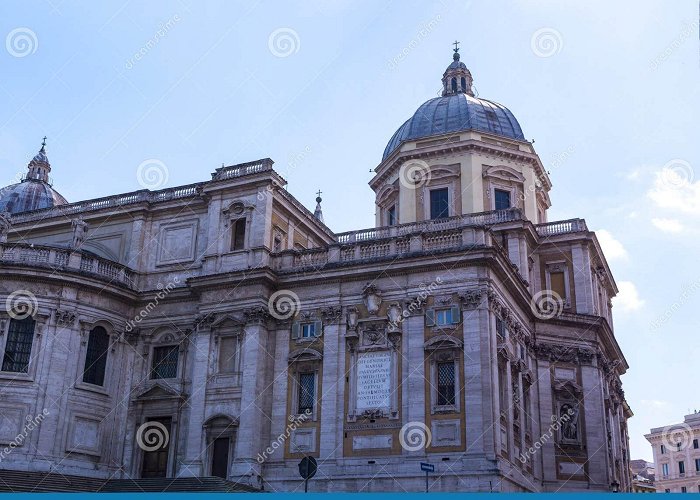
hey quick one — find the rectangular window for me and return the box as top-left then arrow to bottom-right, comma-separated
681,487 -> 687,493
82,327 -> 109,386
496,317 -> 506,339
494,189 -> 511,210
231,218 -> 246,251
387,205 -> 397,226
550,271 -> 567,301
661,444 -> 666,454
695,458 -> 700,472
694,438 -> 699,449
297,372 -> 315,414
437,362 -> 456,406
301,322 -> 316,338
151,345 -> 179,379
2,318 -> 36,373
679,461 -> 685,474
429,188 -> 449,220
218,337 -> 238,374
677,441 -> 683,451
662,463 -> 669,476
435,308 -> 453,326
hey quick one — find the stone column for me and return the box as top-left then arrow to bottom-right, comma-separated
178,322 -> 211,477
462,295 -> 487,456
319,307 -> 342,462
571,244 -> 594,314
536,359 -> 556,484
231,309 -> 272,489
405,313 -> 425,456
581,364 -> 607,488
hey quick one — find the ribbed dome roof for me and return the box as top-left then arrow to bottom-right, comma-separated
383,94 -> 525,160
0,181 -> 68,214
382,45 -> 526,161
0,139 -> 68,214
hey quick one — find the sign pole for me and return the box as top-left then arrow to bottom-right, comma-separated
420,462 -> 434,493
305,476 -> 309,493
425,470 -> 429,493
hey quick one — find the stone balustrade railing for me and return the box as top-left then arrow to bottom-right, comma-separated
0,243 -> 136,288
274,225 -> 493,271
335,208 -> 522,244
535,218 -> 588,237
210,158 -> 273,181
9,158 -> 275,224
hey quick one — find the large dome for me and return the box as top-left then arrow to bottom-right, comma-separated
382,47 -> 526,161
0,140 -> 68,214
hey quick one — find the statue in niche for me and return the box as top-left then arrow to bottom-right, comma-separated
71,219 -> 89,249
363,284 -> 382,315
560,402 -> 579,441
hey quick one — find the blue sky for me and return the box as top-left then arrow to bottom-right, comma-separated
1,0 -> 699,462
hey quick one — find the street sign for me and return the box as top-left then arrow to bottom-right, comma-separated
298,456 -> 317,492
420,462 -> 434,473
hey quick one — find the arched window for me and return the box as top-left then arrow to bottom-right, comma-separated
461,77 -> 466,91
1,317 -> 36,373
451,78 -> 457,92
83,326 -> 109,386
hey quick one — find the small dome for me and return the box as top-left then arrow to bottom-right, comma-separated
0,139 -> 68,214
383,93 -> 525,161
0,181 -> 68,214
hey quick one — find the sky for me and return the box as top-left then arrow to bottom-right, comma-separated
1,0 -> 699,462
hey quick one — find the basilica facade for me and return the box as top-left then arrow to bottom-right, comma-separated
0,49 -> 632,492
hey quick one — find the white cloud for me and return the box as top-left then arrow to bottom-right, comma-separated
596,229 -> 628,261
651,217 -> 684,233
641,399 -> 669,409
613,281 -> 644,312
648,165 -> 700,214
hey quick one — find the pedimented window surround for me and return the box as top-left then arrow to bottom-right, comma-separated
288,347 -> 322,421
483,165 -> 526,211
545,261 -> 572,309
419,165 -> 460,221
425,335 -> 462,415
376,183 -> 399,226
222,200 -> 254,253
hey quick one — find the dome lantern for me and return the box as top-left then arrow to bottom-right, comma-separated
26,136 -> 52,182
442,41 -> 474,97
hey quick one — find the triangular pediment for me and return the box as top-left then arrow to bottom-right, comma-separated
134,383 -> 180,400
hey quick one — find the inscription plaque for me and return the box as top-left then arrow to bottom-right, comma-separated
356,351 -> 391,410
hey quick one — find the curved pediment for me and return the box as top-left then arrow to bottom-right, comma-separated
424,334 -> 463,350
483,165 -> 526,183
288,347 -> 323,362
